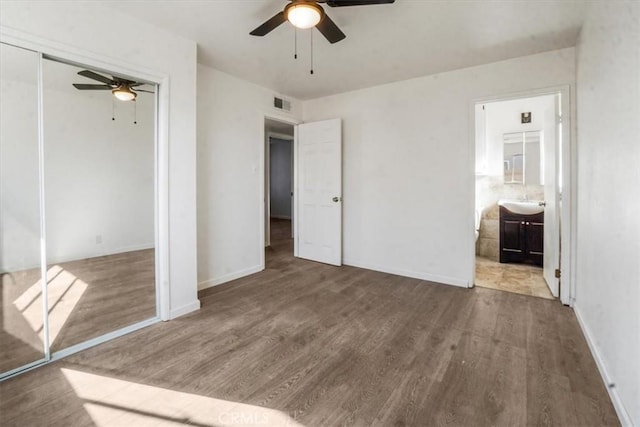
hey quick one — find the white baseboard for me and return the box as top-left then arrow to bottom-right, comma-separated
198,265 -> 263,291
169,300 -> 201,319
573,303 -> 632,426
112,242 -> 156,253
342,258 -> 469,288
50,243 -> 156,265
2,243 -> 156,274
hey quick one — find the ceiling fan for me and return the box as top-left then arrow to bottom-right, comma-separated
250,0 -> 395,44
72,70 -> 154,101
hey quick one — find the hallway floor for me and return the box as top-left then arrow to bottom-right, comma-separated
475,256 -> 554,300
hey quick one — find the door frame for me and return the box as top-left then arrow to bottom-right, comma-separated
0,27 -> 168,379
261,115 -> 300,269
470,85 -> 575,306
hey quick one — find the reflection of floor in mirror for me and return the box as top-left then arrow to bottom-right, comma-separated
475,256 -> 554,300
0,249 -> 156,373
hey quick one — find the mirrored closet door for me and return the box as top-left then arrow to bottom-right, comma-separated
41,57 -> 158,353
0,43 -> 47,375
0,42 -> 159,378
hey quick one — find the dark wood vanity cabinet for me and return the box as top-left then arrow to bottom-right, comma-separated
499,207 -> 544,266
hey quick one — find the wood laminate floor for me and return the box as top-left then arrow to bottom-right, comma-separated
1,249 -> 156,373
0,222 -> 618,426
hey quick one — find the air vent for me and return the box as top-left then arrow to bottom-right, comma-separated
274,96 -> 291,112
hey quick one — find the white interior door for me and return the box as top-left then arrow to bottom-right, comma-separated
543,95 -> 560,296
296,118 -> 342,266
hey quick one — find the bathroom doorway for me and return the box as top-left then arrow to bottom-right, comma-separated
473,88 -> 572,303
264,118 -> 295,259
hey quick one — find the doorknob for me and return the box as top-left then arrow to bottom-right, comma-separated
332,196 -> 341,202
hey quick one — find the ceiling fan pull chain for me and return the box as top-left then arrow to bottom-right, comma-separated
112,98 -> 115,121
310,30 -> 314,75
294,27 -> 298,59
134,99 -> 137,125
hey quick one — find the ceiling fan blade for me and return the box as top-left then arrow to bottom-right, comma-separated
250,11 -> 286,36
326,0 -> 394,6
316,13 -> 346,44
134,89 -> 155,93
119,77 -> 137,84
73,84 -> 112,90
77,70 -> 115,85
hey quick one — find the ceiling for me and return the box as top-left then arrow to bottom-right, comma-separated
100,0 -> 588,100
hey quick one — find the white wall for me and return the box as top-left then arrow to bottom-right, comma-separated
0,1 -> 199,318
1,66 -> 154,269
302,48 -> 575,287
574,1 -> 640,425
197,65 -> 301,290
269,138 -> 292,219
474,103 -> 486,174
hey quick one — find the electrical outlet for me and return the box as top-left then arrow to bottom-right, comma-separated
96,235 -> 102,244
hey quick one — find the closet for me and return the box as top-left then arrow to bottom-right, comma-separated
0,42 -> 159,378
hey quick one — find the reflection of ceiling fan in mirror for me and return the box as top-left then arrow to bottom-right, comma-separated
250,0 -> 395,44
72,70 -> 154,101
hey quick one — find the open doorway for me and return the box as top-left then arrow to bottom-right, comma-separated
264,118 -> 294,258
474,89 -> 570,301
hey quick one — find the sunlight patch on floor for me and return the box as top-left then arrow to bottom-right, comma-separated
12,265 -> 88,345
61,368 -> 305,427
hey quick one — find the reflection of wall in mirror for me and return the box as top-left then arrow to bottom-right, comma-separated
504,139 -> 524,183
0,44 -> 40,273
502,131 -> 542,185
525,138 -> 542,185
1,57 -> 156,271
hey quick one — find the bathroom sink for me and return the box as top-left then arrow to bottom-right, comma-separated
498,199 -> 545,215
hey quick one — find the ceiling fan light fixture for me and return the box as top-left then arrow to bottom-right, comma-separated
112,85 -> 137,101
285,2 -> 323,29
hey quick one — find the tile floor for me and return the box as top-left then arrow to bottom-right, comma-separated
475,256 -> 555,300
